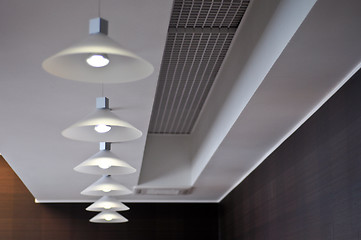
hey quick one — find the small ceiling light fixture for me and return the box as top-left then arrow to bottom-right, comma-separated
81,175 -> 132,196
90,211 -> 128,223
42,17 -> 153,83
74,142 -> 136,175
86,196 -> 129,212
62,97 -> 142,142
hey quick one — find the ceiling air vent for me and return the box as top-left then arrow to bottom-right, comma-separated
149,0 -> 251,134
134,187 -> 193,196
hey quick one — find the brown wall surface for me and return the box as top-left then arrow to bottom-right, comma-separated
219,69 -> 361,239
0,157 -> 218,240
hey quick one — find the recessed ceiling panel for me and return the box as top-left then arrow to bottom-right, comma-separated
149,0 -> 250,134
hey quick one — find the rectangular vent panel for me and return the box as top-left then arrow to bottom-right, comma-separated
149,0 -> 250,134
170,0 -> 250,28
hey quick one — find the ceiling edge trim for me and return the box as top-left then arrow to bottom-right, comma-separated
35,199 -> 219,204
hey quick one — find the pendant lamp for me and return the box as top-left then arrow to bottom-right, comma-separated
74,142 -> 136,175
81,175 -> 132,196
90,210 -> 128,223
86,196 -> 129,212
42,17 -> 153,83
62,97 -> 142,142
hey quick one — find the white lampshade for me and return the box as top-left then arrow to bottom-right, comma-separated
86,196 -> 129,212
42,18 -> 153,83
81,175 -> 132,196
62,97 -> 142,142
90,211 -> 128,223
74,149 -> 136,175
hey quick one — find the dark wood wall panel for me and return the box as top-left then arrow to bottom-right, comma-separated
219,68 -> 361,240
0,157 -> 218,240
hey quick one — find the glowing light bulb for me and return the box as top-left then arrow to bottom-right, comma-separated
104,216 -> 113,221
98,161 -> 111,169
94,124 -> 111,133
102,187 -> 112,193
86,54 -> 109,67
103,204 -> 112,210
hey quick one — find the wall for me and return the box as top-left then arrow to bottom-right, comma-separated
0,157 -> 218,240
219,69 -> 361,240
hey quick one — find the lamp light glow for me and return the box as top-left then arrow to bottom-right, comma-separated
86,54 -> 109,67
90,211 -> 128,223
104,204 -> 112,210
42,18 -> 154,84
62,97 -> 142,142
86,196 -> 130,212
98,161 -> 111,169
81,175 -> 132,196
102,187 -> 112,193
73,143 -> 136,175
94,124 -> 111,133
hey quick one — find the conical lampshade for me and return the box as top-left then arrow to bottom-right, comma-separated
42,18 -> 153,83
90,211 -> 128,223
81,175 -> 132,196
86,196 -> 129,212
62,97 -> 142,142
74,148 -> 136,175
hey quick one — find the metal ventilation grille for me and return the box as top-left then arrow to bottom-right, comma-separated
170,0 -> 249,28
149,0 -> 250,134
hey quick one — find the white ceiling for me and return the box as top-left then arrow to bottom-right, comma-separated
0,0 -> 360,203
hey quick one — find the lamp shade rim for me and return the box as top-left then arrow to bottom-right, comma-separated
62,108 -> 142,143
42,33 -> 154,83
74,150 -> 136,175
86,196 -> 130,212
81,175 -> 133,196
90,210 -> 128,223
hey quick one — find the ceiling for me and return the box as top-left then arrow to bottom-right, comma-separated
0,0 -> 360,203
